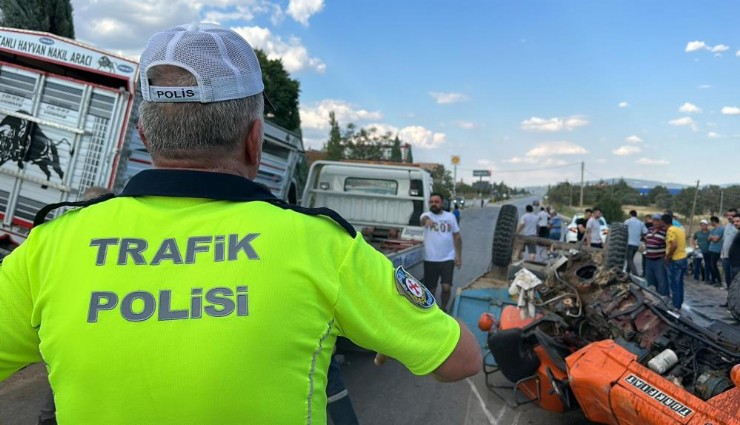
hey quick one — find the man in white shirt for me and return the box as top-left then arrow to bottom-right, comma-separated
421,193 -> 462,312
537,207 -> 550,239
624,209 -> 647,275
517,204 -> 539,261
585,208 -> 604,248
721,208 -> 738,288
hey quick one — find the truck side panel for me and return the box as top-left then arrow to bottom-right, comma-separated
0,63 -> 130,235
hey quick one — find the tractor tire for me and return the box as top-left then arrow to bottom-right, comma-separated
604,222 -> 627,270
728,274 -> 740,321
492,204 -> 519,267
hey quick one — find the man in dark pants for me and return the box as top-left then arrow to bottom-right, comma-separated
421,193 -> 462,312
624,210 -> 647,275
644,214 -> 668,296
721,208 -> 738,288
727,214 -> 740,287
327,356 -> 360,425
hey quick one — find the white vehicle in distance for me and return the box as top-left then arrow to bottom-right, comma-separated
564,214 -> 609,244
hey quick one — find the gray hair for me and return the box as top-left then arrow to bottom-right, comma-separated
139,65 -> 264,162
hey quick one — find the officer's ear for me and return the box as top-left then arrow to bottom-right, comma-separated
243,119 -> 262,179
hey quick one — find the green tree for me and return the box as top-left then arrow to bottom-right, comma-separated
647,185 -> 671,205
673,187 -> 700,217
342,125 -> 393,161
324,111 -> 343,160
390,135 -> 402,162
430,165 -> 454,199
596,193 -> 625,223
0,0 -> 75,38
406,147 -> 414,164
255,50 -> 301,133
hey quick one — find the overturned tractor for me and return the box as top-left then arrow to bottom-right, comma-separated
455,203 -> 740,425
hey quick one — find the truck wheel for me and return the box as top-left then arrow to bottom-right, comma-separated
728,274 -> 740,321
492,204 -> 518,267
604,223 -> 627,270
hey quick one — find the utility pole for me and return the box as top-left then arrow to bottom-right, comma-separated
720,190 -> 725,214
579,161 -> 584,208
687,180 -> 700,240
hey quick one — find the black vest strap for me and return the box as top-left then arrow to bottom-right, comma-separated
33,193 -> 116,227
264,199 -> 356,238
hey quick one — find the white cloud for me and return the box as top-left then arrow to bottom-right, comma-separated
708,131 -> 722,138
669,117 -> 695,126
721,106 -> 740,115
429,92 -> 469,104
477,159 -> 491,166
520,116 -> 589,132
456,121 -> 476,129
618,101 -> 629,108
679,102 -> 702,113
525,141 -> 587,157
711,44 -> 730,53
358,123 -> 446,149
637,158 -> 670,165
612,145 -> 641,156
300,99 -> 382,131
625,135 -> 643,143
70,1 -> 325,73
286,0 -> 325,26
396,126 -> 446,149
234,26 -> 325,73
698,84 -> 711,89
503,156 -> 538,164
685,41 -> 708,52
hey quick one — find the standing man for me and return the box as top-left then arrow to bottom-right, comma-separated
537,207 -> 550,239
517,205 -> 538,261
421,193 -> 462,312
642,214 -> 654,277
0,23 -> 480,425
585,208 -> 604,248
644,213 -> 668,295
624,210 -> 647,275
548,209 -> 563,242
576,208 -> 592,242
663,214 -> 688,311
708,215 -> 724,286
721,208 -> 738,288
452,203 -> 461,224
692,219 -> 711,282
726,213 -> 740,286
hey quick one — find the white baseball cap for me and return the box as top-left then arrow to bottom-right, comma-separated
139,22 -> 265,104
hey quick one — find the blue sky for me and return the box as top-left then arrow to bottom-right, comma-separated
71,0 -> 740,187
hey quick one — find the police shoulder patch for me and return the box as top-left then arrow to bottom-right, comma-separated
394,266 -> 435,309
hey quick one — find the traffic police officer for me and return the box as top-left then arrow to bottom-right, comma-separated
0,23 -> 480,424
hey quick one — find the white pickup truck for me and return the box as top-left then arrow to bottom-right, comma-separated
301,160 -> 432,274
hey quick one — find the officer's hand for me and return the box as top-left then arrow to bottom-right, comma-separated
374,353 -> 389,366
455,255 -> 462,269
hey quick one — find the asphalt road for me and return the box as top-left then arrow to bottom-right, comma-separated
334,197 -> 595,425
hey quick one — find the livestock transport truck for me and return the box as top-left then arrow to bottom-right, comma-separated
301,160 -> 432,276
0,27 -> 139,256
0,27 -> 308,258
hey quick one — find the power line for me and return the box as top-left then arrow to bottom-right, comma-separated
456,162 -> 579,174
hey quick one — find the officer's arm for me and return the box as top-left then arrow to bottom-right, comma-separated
431,319 -> 481,382
0,244 -> 42,381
